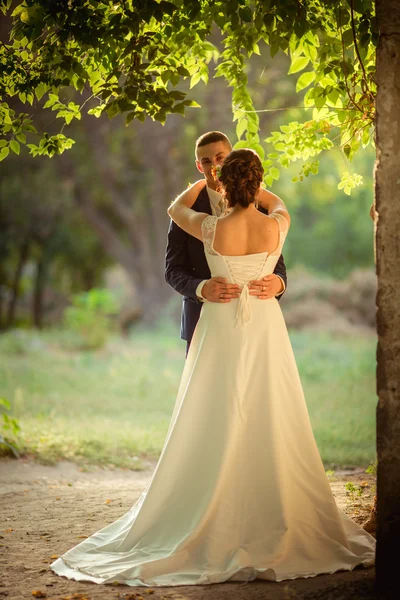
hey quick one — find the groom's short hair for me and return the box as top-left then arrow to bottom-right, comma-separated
195,131 -> 232,154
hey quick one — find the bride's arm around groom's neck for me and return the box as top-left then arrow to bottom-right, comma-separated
258,188 -> 291,227
167,180 -> 209,241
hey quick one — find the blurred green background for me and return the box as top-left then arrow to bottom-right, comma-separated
0,49 -> 376,469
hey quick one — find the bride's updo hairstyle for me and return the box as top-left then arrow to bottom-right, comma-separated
218,148 -> 263,208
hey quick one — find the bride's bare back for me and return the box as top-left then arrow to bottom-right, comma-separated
212,206 -> 280,256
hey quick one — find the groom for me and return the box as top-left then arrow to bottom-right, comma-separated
165,131 -> 288,354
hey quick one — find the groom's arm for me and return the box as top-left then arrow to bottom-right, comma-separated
273,254 -> 287,299
165,218 -> 203,303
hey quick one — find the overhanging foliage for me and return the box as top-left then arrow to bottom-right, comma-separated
0,0 -> 376,191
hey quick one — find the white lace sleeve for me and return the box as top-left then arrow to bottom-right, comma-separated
268,212 -> 289,254
201,215 -> 219,255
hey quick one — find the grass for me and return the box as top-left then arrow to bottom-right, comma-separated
0,323 -> 377,470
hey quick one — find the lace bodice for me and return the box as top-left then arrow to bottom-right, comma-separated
201,213 -> 289,327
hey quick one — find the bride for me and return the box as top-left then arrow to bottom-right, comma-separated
50,148 -> 376,587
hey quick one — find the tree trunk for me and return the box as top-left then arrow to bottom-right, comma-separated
0,264 -> 6,330
32,251 -> 51,329
6,237 -> 30,328
74,187 -> 140,285
375,0 -> 400,594
80,117 -> 174,298
82,267 -> 97,291
74,184 -> 168,322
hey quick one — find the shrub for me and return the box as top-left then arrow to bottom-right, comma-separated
280,267 -> 376,333
0,398 -> 21,458
63,288 -> 120,349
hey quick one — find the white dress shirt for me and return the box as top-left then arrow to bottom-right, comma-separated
206,185 -> 224,215
195,186 -> 286,301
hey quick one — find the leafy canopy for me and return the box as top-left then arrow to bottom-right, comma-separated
0,0 -> 376,192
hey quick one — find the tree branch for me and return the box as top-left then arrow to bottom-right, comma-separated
350,0 -> 370,94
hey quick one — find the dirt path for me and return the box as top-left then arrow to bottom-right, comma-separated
0,458 -> 378,600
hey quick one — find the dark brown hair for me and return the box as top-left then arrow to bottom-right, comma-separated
218,148 -> 263,208
195,131 -> 231,154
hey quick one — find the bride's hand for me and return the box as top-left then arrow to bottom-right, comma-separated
189,179 -> 207,198
258,188 -> 287,213
180,179 -> 207,207
169,180 -> 207,218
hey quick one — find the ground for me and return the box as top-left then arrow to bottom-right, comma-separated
0,458 -> 380,600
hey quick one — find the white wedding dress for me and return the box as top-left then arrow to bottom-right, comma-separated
51,213 -> 376,587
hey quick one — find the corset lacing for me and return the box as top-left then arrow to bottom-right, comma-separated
223,255 -> 269,328
201,213 -> 285,328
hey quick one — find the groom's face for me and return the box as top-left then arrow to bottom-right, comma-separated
195,141 -> 231,188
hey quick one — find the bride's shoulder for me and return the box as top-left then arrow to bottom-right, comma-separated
266,211 -> 291,233
258,187 -> 291,229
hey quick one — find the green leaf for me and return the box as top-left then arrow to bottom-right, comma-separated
126,112 -> 136,125
288,56 -> 310,74
303,30 -> 320,47
264,174 -> 274,187
270,41 -> 279,58
35,82 -> 48,101
314,90 -> 326,110
88,105 -> 104,118
0,146 -> 10,161
0,397 -> 11,409
263,13 -> 276,30
19,9 -> 29,23
251,143 -> 265,160
105,101 -> 120,119
43,94 -> 58,109
171,103 -> 185,115
343,144 -> 351,158
342,28 -> 354,47
303,41 -> 318,62
225,1 -> 238,16
345,0 -> 368,15
296,71 -> 316,92
239,6 -> 252,22
170,72 -> 180,86
335,7 -> 350,27
160,70 -> 171,84
200,70 -> 209,84
255,13 -> 264,31
327,89 -> 340,105
190,72 -> 201,88
159,1 -> 176,16
10,140 -> 20,155
154,110 -> 166,124
177,66 -> 190,77
234,140 -> 248,150
170,90 -> 186,100
236,118 -> 248,140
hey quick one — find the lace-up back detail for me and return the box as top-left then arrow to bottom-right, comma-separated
201,213 -> 289,327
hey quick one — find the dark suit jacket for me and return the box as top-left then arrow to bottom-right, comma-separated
165,187 -> 288,345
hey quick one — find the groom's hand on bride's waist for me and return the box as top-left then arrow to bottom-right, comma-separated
248,274 -> 285,299
200,277 -> 241,303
